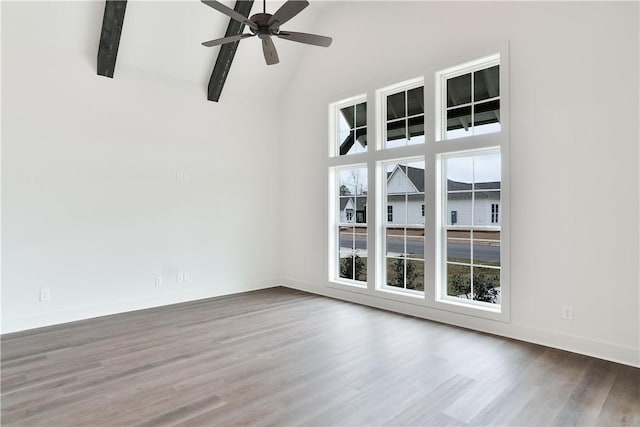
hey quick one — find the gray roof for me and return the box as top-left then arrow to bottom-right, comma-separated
448,180 -> 500,191
340,196 -> 367,211
387,165 -> 425,193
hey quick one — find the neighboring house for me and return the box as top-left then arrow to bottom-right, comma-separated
340,165 -> 500,226
339,196 -> 367,223
447,180 -> 501,226
386,165 -> 425,225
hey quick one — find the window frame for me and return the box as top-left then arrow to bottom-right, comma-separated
327,44 -> 509,322
376,77 -> 427,151
435,53 -> 501,142
379,158 -> 426,297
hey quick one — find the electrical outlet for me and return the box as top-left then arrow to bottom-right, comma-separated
184,273 -> 190,282
562,304 -> 573,320
177,272 -> 184,283
39,289 -> 51,302
155,275 -> 163,286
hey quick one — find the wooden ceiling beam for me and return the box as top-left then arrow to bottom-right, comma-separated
97,0 -> 127,78
207,0 -> 254,102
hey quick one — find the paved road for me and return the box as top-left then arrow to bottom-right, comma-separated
340,236 -> 500,263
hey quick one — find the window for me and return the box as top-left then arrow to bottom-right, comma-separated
491,203 -> 499,223
383,160 -> 425,293
336,166 -> 368,284
379,78 -> 425,149
329,49 -> 508,321
337,101 -> 367,155
442,151 -> 501,306
436,54 -> 500,140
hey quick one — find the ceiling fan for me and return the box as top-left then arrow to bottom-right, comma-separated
201,0 -> 332,65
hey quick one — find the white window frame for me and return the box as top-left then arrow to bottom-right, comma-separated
329,163 -> 369,288
435,53 -> 501,142
436,148 -> 503,312
327,44 -> 509,322
376,77 -> 426,151
378,157 -> 426,298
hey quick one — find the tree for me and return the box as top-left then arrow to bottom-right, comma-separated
447,269 -> 499,303
389,256 -> 418,289
472,270 -> 500,303
340,255 -> 366,281
339,185 -> 351,196
448,272 -> 471,298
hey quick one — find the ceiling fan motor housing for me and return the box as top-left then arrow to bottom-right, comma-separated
250,13 -> 279,38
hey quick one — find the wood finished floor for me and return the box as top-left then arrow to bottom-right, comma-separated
1,287 -> 638,427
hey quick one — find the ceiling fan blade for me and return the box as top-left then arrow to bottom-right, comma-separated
267,0 -> 309,28
202,33 -> 254,47
261,37 -> 280,65
201,0 -> 257,30
277,31 -> 332,47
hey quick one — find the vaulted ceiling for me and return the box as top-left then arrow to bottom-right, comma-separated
96,0 -> 333,102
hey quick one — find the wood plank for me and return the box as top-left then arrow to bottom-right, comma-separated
207,0 -> 254,102
1,287 -> 638,426
97,0 -> 127,78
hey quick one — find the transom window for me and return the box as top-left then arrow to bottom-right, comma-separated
437,54 -> 501,140
384,84 -> 425,148
338,101 -> 367,155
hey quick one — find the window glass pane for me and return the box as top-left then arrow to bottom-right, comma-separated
340,168 -> 367,196
447,73 -> 471,107
447,230 -> 471,264
354,255 -> 367,282
386,119 -> 407,148
473,192 -> 499,225
339,130 -> 354,155
339,253 -> 354,280
474,65 -> 499,101
447,193 -> 472,226
406,233 -> 424,259
407,86 -> 424,116
474,230 -> 500,241
339,106 -> 354,131
447,264 -> 471,298
387,163 -> 408,194
387,257 -> 405,288
406,161 -> 424,193
406,259 -> 424,291
446,106 -> 472,138
339,226 -> 354,252
355,128 -> 367,153
387,195 -> 406,225
474,152 -> 501,186
386,227 -> 404,257
354,230 -> 367,252
407,116 -> 424,145
474,99 -> 501,136
355,102 -> 367,128
355,196 -> 367,223
473,238 -> 500,267
473,267 -> 500,304
339,197 -> 355,223
387,92 -> 406,120
338,102 -> 367,156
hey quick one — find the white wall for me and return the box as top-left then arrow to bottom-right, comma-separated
2,1 -> 638,368
279,2 -> 640,366
1,1 -> 286,332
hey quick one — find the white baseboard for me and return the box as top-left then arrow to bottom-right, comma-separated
279,278 -> 640,368
1,279 -> 279,335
